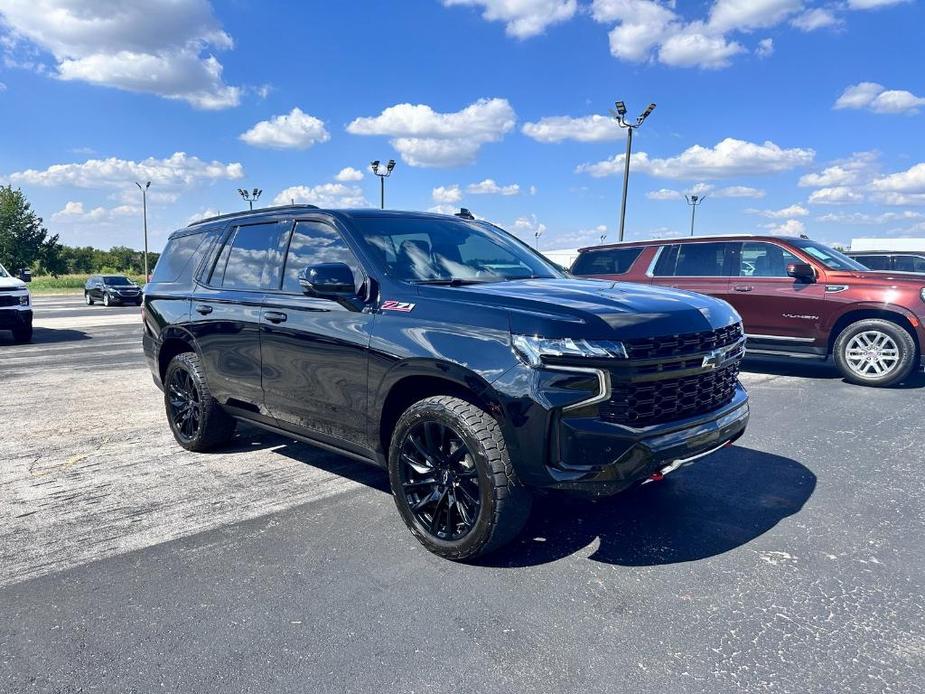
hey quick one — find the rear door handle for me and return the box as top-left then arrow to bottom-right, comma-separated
264,311 -> 287,324
733,285 -> 753,292
195,304 -> 213,315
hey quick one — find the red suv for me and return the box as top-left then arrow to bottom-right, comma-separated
571,235 -> 925,387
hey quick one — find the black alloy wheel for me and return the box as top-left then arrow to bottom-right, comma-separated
398,420 -> 482,541
167,364 -> 203,442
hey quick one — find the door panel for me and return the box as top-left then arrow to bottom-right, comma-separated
648,242 -> 735,305
731,242 -> 830,345
259,219 -> 373,452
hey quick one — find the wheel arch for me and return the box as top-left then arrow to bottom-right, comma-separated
827,306 -> 921,356
373,360 -> 504,457
157,326 -> 201,382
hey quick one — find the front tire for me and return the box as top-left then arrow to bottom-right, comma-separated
834,318 -> 917,387
163,352 -> 236,451
388,395 -> 532,561
85,292 -> 94,305
103,293 -> 111,307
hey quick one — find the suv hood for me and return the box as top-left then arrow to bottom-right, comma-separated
419,278 -> 740,340
0,276 -> 27,290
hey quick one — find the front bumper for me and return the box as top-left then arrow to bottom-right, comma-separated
549,385 -> 749,494
0,307 -> 32,329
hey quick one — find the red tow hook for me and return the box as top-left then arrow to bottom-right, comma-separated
648,471 -> 664,482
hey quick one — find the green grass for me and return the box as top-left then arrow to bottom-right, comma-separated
28,274 -> 146,295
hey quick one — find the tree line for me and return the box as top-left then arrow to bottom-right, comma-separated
0,185 -> 158,276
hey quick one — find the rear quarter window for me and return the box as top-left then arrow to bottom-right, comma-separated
150,230 -> 214,283
571,247 -> 643,275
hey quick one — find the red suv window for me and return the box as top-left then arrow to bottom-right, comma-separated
571,247 -> 643,275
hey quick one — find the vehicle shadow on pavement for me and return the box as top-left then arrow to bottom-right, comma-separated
0,327 -> 92,346
483,446 -> 816,568
742,357 -> 925,389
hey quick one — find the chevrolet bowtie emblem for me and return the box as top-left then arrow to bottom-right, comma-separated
702,347 -> 727,369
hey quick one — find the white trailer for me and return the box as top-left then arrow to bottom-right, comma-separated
850,237 -> 925,252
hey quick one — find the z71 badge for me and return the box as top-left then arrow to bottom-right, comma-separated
381,300 -> 416,312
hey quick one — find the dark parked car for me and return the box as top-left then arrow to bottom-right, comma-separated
85,275 -> 143,306
845,250 -> 925,274
143,206 -> 749,559
571,235 -> 925,387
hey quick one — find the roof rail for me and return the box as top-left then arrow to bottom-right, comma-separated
186,204 -> 320,227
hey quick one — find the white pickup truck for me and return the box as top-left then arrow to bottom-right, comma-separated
0,262 -> 32,343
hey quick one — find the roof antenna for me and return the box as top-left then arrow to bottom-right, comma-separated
455,208 -> 475,220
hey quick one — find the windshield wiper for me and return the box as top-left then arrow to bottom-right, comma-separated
410,278 -> 493,286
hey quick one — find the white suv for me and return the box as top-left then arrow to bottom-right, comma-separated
0,262 -> 33,343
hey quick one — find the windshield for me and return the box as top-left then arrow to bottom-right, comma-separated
789,239 -> 868,271
0,263 -> 8,278
350,216 -> 563,283
103,276 -> 133,286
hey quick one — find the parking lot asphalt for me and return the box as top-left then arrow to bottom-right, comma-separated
1,295 -> 923,693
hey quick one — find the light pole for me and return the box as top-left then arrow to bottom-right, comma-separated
612,100 -> 656,242
134,181 -> 150,280
534,227 -> 544,249
238,188 -> 262,210
599,228 -> 607,245
370,159 -> 396,209
685,194 -> 706,236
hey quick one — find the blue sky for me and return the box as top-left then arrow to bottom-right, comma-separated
1,0 -> 923,253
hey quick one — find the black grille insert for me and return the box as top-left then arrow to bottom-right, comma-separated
600,362 -> 740,427
623,323 -> 743,360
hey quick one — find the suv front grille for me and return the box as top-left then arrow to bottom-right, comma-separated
623,323 -> 743,360
0,295 -> 19,307
600,362 -> 740,427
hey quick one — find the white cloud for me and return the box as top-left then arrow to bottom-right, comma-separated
549,225 -> 609,248
647,188 -> 682,200
799,165 -> 861,188
521,114 -> 624,142
442,0 -> 577,38
847,0 -> 911,8
432,185 -> 463,204
52,200 -> 138,223
427,204 -> 461,215
763,219 -> 806,236
808,186 -> 865,204
708,0 -> 803,32
0,81 -> 6,92
755,38 -> 774,57
239,108 -> 330,149
647,183 -> 766,200
871,163 -> 925,195
791,8 -> 842,31
657,23 -> 745,69
0,0 -> 241,109
187,208 -> 221,225
273,183 -> 368,208
716,185 -> 766,198
835,82 -> 925,114
334,167 -> 364,182
749,204 -> 810,218
511,214 -> 547,245
8,152 -> 244,189
467,178 -> 520,195
817,210 -> 924,225
577,138 -> 814,179
346,98 -> 516,167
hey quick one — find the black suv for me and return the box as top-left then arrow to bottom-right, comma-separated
846,250 -> 925,274
143,206 -> 749,559
85,275 -> 143,306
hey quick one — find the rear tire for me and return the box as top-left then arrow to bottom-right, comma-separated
388,395 -> 532,561
163,352 -> 236,451
85,292 -> 94,305
834,318 -> 916,387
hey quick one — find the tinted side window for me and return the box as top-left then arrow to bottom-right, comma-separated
282,221 -> 362,293
854,255 -> 891,270
892,255 -> 925,273
572,247 -> 643,275
739,242 -> 799,277
670,243 -> 731,277
212,222 -> 290,290
151,231 -> 211,283
652,245 -> 679,276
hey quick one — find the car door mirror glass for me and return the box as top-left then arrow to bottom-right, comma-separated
298,262 -> 356,297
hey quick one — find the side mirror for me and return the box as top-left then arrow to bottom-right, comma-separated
298,262 -> 356,298
786,262 -> 816,282
19,269 -> 32,283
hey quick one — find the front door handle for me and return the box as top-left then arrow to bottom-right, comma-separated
733,285 -> 753,292
195,304 -> 213,315
264,311 -> 288,324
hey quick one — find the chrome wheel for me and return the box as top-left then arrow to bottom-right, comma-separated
167,366 -> 203,442
398,420 -> 482,541
844,330 -> 900,378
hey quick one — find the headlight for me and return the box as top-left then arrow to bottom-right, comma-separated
18,294 -> 29,306
512,334 -> 627,368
